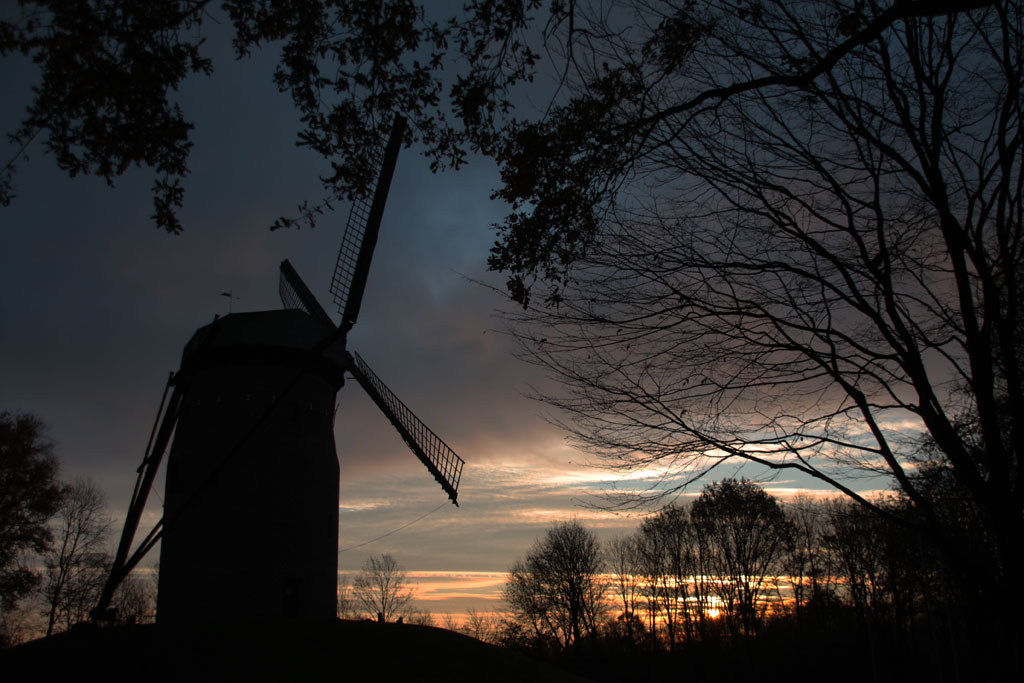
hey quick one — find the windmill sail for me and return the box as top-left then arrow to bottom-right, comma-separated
348,351 -> 464,505
330,115 -> 406,333
96,112 -> 466,624
280,259 -> 335,329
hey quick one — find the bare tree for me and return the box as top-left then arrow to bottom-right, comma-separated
404,609 -> 435,626
461,607 -> 500,643
41,478 -> 110,636
636,506 -> 694,648
352,554 -> 413,622
491,1 -> 1023,635
690,480 -> 793,642
784,496 -> 837,624
606,534 -> 645,644
824,496 -> 925,634
337,575 -> 358,620
504,520 -> 606,651
111,574 -> 155,625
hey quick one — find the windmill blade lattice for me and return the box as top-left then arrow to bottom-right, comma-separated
330,184 -> 375,316
331,116 -> 406,332
279,259 -> 335,328
348,351 -> 464,505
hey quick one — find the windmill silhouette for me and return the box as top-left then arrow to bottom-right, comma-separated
94,116 -> 464,623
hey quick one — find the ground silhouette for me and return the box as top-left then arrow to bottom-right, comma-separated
1,618 -> 594,682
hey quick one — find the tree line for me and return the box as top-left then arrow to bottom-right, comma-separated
0,412 -> 153,646
499,478 -> 1002,680
2,408 -> 1001,678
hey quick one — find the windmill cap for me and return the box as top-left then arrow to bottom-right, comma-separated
179,310 -> 346,387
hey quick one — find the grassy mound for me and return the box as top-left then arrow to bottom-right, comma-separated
1,619 -> 591,682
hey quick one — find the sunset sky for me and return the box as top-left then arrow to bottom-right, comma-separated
0,11 -> 881,619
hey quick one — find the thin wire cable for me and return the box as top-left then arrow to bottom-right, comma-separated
339,501 -> 448,553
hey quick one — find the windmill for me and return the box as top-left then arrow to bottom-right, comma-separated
93,116 -> 464,623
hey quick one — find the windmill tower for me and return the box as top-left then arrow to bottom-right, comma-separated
94,116 -> 464,623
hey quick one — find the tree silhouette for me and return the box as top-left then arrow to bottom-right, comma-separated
337,575 -> 358,620
783,496 -> 837,627
636,505 -> 695,648
0,412 -> 63,618
691,480 -> 793,642
41,478 -> 110,636
504,520 -> 605,651
605,535 -> 645,645
352,553 -> 413,622
110,573 -> 155,626
491,1 -> 1023,636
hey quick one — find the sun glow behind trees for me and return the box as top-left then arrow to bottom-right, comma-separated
405,480 -> 972,657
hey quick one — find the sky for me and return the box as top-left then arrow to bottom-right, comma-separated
0,8 -> 874,619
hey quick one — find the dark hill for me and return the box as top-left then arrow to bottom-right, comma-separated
1,619 -> 592,682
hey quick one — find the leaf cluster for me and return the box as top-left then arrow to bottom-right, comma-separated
1,1 -> 213,232
0,0 -> 560,233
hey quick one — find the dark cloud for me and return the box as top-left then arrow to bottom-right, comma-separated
1,13 -> 860,602
0,18 -> 588,587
